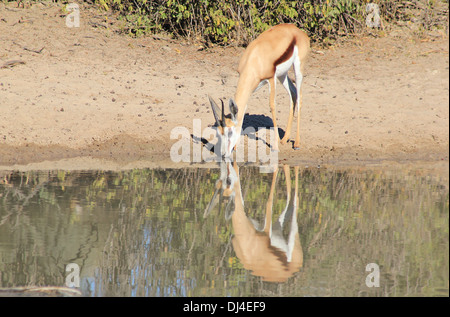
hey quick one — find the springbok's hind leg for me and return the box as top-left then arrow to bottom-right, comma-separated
279,74 -> 297,145
293,55 -> 303,150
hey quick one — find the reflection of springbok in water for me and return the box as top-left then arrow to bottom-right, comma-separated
204,162 -> 303,282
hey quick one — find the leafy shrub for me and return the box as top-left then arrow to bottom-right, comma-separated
93,0 -> 369,44
6,0 -> 448,44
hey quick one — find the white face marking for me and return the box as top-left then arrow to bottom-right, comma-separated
220,161 -> 238,192
218,126 -> 239,157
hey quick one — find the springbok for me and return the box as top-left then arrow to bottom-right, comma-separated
204,162 -> 303,282
209,23 -> 310,157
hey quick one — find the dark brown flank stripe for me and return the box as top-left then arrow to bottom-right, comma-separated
273,38 -> 296,69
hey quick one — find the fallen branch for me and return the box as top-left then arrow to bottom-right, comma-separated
24,46 -> 44,54
0,60 -> 25,69
311,49 -> 325,55
13,41 -> 44,54
88,21 -> 108,29
0,286 -> 81,297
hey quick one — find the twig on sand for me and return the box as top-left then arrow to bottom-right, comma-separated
13,41 -> 44,54
0,60 -> 26,69
311,49 -> 325,55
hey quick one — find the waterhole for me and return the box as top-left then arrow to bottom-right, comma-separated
0,163 -> 448,296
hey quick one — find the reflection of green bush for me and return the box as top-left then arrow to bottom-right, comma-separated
91,0 -> 447,44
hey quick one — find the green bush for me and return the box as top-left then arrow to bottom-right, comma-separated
97,0 -> 447,44
95,0 -> 371,44
6,0 -> 448,44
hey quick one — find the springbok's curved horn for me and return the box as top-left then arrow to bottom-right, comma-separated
220,99 -> 225,127
208,95 -> 221,127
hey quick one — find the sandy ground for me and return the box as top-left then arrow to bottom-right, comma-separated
0,2 -> 448,171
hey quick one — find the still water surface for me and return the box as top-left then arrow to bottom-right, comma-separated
0,163 -> 448,296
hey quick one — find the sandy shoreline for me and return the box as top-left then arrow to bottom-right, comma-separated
0,2 -> 448,172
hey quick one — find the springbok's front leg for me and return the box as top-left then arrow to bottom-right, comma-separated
293,87 -> 303,150
268,77 -> 279,152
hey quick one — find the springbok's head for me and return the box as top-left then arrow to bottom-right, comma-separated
208,96 -> 239,158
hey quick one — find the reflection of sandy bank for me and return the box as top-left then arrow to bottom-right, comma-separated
0,156 -> 217,172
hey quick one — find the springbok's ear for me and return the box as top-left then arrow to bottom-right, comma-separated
208,95 -> 221,126
229,99 -> 238,123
